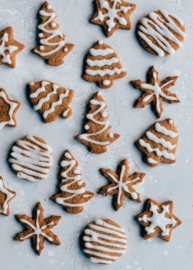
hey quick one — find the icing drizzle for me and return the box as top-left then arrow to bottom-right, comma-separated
0,33 -> 17,64
0,178 -> 15,215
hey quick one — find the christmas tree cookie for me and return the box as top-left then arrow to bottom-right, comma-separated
135,198 -> 182,242
76,91 -> 120,154
29,80 -> 74,123
136,118 -> 178,167
0,177 -> 16,216
99,159 -> 145,211
83,40 -> 127,89
51,150 -> 95,214
131,66 -> 180,118
90,0 -> 136,37
32,1 -> 74,66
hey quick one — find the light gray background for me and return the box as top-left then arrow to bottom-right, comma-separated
0,0 -> 192,269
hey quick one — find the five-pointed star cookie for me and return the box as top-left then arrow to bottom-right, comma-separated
131,66 -> 180,118
98,159 -> 146,211
14,202 -> 61,255
0,176 -> 16,216
135,198 -> 182,242
90,0 -> 136,37
0,27 -> 25,68
0,88 -> 20,130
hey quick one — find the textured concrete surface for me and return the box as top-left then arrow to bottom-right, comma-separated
0,0 -> 192,269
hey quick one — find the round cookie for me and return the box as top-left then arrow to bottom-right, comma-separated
82,219 -> 127,264
137,9 -> 186,57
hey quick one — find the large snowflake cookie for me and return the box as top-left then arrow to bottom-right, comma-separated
51,150 -> 95,214
135,198 -> 182,242
14,202 -> 61,255
0,88 -> 20,130
83,40 -> 127,89
9,135 -> 53,182
0,27 -> 24,68
29,80 -> 74,123
131,66 -> 180,118
99,159 -> 145,211
90,0 -> 136,37
0,176 -> 16,216
82,219 -> 127,264
76,91 -> 120,154
32,1 -> 74,66
136,118 -> 178,167
137,9 -> 186,57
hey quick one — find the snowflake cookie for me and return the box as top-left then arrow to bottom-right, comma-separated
0,88 -> 20,130
29,80 -> 74,123
90,0 -> 136,37
51,150 -> 95,214
83,40 -> 127,89
82,219 -> 127,264
0,177 -> 16,216
135,198 -> 182,242
136,118 -> 178,167
14,202 -> 61,255
131,66 -> 180,118
32,1 -> 74,66
137,9 -> 186,57
99,159 -> 146,211
76,91 -> 120,154
0,27 -> 24,68
9,135 -> 53,182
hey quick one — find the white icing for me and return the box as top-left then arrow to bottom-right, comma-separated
64,48 -> 68,52
86,57 -> 118,67
169,119 -> 173,124
101,112 -> 107,118
103,80 -> 111,85
51,22 -> 56,27
0,33 -> 17,64
0,90 -> 18,130
146,131 -> 176,150
109,133 -> 113,138
40,45 -> 44,50
93,0 -> 131,32
138,9 -> 186,57
38,33 -> 43,38
138,202 -> 177,236
89,48 -> 114,56
84,125 -> 89,130
47,4 -> 52,9
155,123 -> 178,138
0,178 -> 15,215
86,67 -> 125,77
29,81 -> 34,86
63,108 -> 70,117
147,158 -> 157,164
64,152 -> 71,159
98,40 -> 103,45
9,135 -> 53,182
83,219 -> 127,264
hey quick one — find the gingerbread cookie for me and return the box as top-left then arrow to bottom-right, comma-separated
135,198 -> 182,242
29,81 -> 74,123
131,66 -> 180,118
76,91 -> 120,154
0,176 -> 16,216
14,202 -> 61,255
8,135 -> 53,182
0,88 -> 20,130
83,40 -> 127,89
99,159 -> 145,211
0,27 -> 24,68
90,0 -> 136,37
82,219 -> 127,264
136,118 -> 178,167
138,9 -> 186,57
51,150 -> 95,214
32,1 -> 74,66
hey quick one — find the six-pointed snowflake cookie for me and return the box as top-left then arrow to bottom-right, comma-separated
99,159 -> 146,211
0,88 -> 20,130
0,27 -> 25,68
135,198 -> 182,242
82,219 -> 127,264
0,176 -> 16,216
90,0 -> 136,37
131,66 -> 180,118
14,202 -> 61,255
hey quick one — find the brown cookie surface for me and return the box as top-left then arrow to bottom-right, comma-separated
90,0 -> 136,37
14,202 -> 61,255
135,198 -> 182,242
0,176 -> 16,216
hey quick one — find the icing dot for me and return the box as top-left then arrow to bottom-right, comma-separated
64,48 -> 68,52
73,170 -> 80,174
65,152 -> 71,159
109,133 -> 113,138
38,33 -> 43,38
97,91 -> 102,96
40,45 -> 44,50
103,80 -> 111,86
51,22 -> 56,27
47,4 -> 52,9
169,119 -> 173,124
84,125 -> 89,130
101,112 -> 107,118
98,40 -> 103,45
78,181 -> 83,186
29,81 -> 34,86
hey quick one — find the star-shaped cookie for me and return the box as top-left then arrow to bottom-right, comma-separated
0,176 -> 16,216
90,0 -> 136,37
0,27 -> 25,68
135,198 -> 182,242
14,202 -> 61,255
131,66 -> 180,118
98,159 -> 146,211
0,88 -> 20,130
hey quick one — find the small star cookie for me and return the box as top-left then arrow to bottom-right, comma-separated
0,176 -> 16,216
